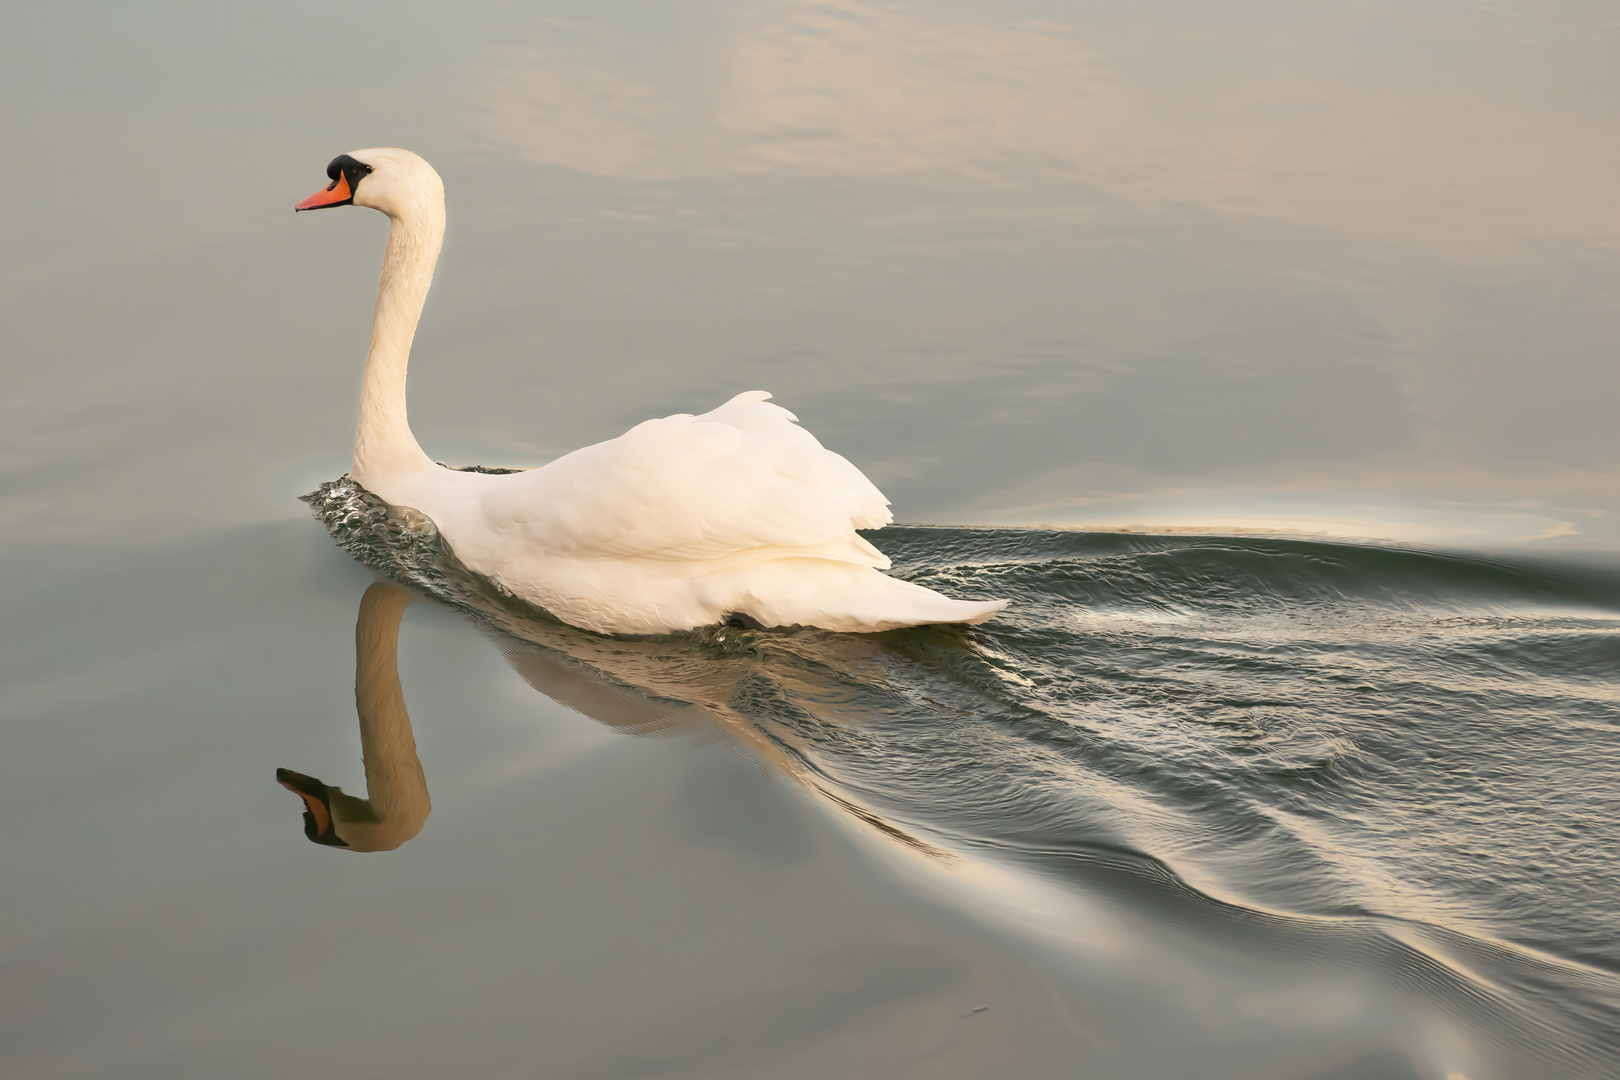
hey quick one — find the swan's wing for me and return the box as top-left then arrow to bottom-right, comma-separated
482,392 -> 894,566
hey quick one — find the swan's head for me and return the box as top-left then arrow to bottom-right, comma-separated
276,765 -> 428,853
276,767 -> 351,848
294,147 -> 444,220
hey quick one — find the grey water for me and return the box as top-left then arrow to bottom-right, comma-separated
4,2 -> 1619,1078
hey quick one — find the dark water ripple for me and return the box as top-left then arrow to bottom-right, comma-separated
307,478 -> 1620,1075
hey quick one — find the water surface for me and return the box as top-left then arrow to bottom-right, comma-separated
3,2 -> 1618,1077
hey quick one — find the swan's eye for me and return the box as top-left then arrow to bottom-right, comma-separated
325,155 -> 375,187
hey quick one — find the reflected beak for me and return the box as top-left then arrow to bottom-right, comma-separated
294,172 -> 352,212
276,767 -> 350,847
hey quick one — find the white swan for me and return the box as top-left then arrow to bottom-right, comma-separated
295,148 -> 1007,635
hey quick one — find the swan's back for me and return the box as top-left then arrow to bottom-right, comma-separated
396,392 -> 1003,634
478,391 -> 891,566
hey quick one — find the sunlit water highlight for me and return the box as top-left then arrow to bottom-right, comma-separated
309,476 -> 1620,1077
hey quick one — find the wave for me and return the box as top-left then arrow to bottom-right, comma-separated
306,476 -> 1620,1074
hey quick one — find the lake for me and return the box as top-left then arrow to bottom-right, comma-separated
3,3 -> 1618,1077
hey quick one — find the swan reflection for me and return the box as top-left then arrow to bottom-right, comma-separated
279,577 -> 951,855
277,583 -> 430,851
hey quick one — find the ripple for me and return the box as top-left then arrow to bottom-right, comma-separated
307,475 -> 1620,1070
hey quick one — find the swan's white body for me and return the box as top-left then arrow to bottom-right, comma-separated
306,148 -> 1006,635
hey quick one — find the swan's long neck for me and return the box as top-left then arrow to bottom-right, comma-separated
326,583 -> 431,852
352,202 -> 445,486
353,583 -> 429,828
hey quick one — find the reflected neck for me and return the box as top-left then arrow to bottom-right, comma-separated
352,202 -> 444,487
333,583 -> 431,852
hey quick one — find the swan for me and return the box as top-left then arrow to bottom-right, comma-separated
295,148 -> 1007,635
278,583 -> 430,851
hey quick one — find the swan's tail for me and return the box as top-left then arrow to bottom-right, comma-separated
867,575 -> 1008,628
699,559 -> 1008,633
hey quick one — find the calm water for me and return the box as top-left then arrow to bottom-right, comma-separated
4,2 -> 1619,1078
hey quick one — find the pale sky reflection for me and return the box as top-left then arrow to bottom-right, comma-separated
476,1 -> 1620,254
467,4 -> 1620,552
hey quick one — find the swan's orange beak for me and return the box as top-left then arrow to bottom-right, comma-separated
277,767 -> 350,847
295,172 -> 352,212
